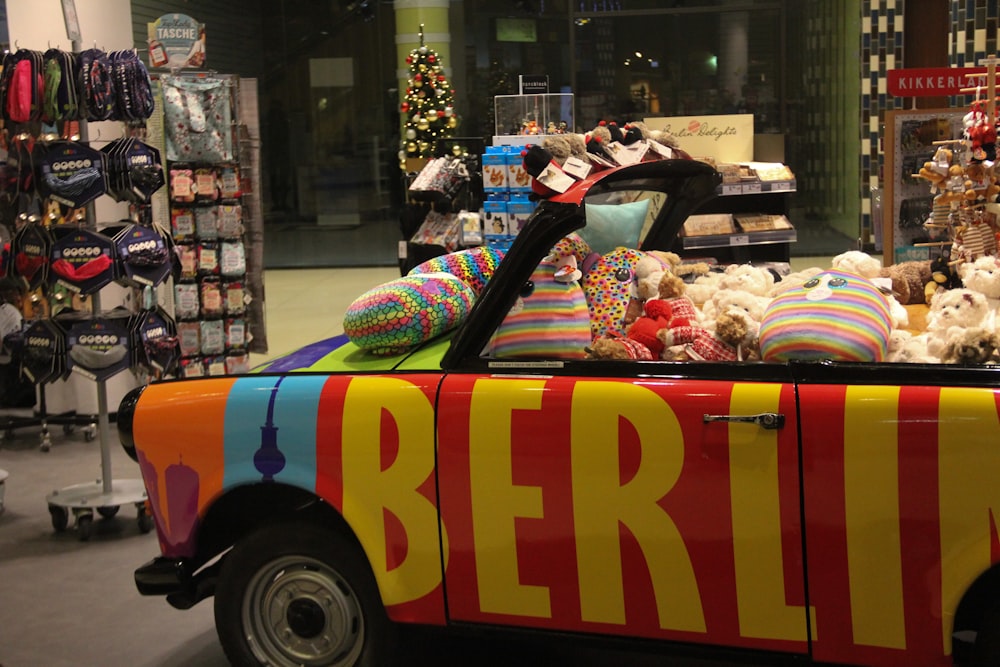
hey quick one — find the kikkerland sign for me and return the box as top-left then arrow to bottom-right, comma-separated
147,14 -> 206,70
887,67 -> 987,97
643,114 -> 754,163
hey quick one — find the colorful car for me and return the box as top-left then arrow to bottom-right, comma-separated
119,159 -> 1000,666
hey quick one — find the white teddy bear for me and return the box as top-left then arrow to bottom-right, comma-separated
831,250 -> 882,278
701,288 -> 766,330
924,288 -> 994,360
887,330 -> 936,364
957,255 -> 1000,312
699,264 -> 774,319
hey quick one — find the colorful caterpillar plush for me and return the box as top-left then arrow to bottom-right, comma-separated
343,272 -> 475,356
407,245 -> 506,296
345,245 -> 507,356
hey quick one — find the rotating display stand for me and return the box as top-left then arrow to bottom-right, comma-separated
45,287 -> 151,541
29,40 -> 155,540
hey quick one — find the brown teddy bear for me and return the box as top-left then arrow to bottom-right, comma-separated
657,310 -> 754,362
879,260 -> 933,305
627,272 -> 699,357
587,334 -> 654,360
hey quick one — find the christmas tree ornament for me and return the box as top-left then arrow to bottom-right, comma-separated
406,128 -> 416,139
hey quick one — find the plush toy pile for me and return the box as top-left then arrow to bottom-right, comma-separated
341,233 -> 1000,365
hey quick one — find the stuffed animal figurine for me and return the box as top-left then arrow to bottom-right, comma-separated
758,269 -> 893,362
831,250 -> 908,328
939,326 -> 1000,365
626,272 -> 699,357
407,245 -> 506,296
925,255 -> 962,304
878,260 -> 933,305
657,310 -> 755,362
587,333 -> 654,360
700,263 -> 773,320
488,254 -> 592,359
887,329 -> 936,364
344,273 -> 476,356
702,289 -> 765,336
768,266 -> 824,298
957,254 -> 1000,312
924,287 -> 994,360
831,250 -> 882,279
582,246 -> 654,339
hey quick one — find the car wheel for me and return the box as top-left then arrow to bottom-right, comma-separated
971,609 -> 1000,666
214,521 -> 393,667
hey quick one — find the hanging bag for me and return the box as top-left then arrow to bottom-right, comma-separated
161,75 -> 234,163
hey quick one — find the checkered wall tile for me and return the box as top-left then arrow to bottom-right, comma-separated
861,0 -> 905,244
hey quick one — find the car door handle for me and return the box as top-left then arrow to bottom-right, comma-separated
703,412 -> 785,430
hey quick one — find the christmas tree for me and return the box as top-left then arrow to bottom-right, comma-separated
399,25 -> 457,165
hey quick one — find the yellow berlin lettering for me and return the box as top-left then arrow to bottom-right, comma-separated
468,378 -> 551,618
729,383 -> 814,641
341,377 -> 444,606
570,381 -> 705,631
843,386 -> 904,648
939,387 -> 1000,656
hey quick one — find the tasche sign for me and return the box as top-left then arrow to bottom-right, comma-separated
643,114 -> 754,163
147,14 -> 206,70
887,67 -> 986,97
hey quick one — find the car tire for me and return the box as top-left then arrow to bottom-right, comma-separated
214,521 -> 394,667
972,609 -> 1000,666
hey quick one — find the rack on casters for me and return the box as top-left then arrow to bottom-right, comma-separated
0,384 -> 98,452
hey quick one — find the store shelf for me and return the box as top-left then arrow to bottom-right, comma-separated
718,179 -> 796,196
681,228 -> 797,251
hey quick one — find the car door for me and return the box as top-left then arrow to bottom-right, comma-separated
798,363 -> 1000,667
436,361 -> 811,656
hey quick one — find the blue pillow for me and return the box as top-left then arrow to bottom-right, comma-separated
580,199 -> 650,255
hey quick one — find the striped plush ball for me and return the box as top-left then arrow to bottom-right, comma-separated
344,273 -> 475,356
408,245 -> 506,296
759,269 -> 892,362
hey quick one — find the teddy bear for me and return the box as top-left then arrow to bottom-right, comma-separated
878,260 -> 933,305
701,288 -> 765,333
657,310 -> 756,362
924,288 -> 994,360
700,263 -> 774,320
939,326 -> 1000,365
587,333 -> 654,360
957,254 -> 1000,312
831,250 -> 882,278
627,272 -> 700,357
886,330 -> 936,364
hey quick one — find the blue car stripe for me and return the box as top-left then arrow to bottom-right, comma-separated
224,375 -> 327,491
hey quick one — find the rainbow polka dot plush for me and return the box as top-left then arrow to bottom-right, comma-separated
407,245 -> 506,296
759,269 -> 892,362
344,273 -> 475,356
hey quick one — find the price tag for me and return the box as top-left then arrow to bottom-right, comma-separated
771,181 -> 792,191
743,182 -> 762,194
722,184 -> 742,196
729,234 -> 750,246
